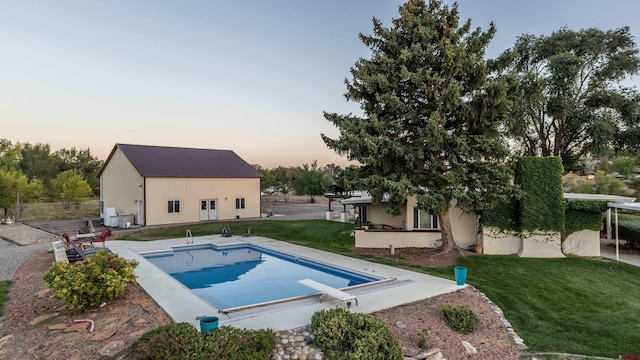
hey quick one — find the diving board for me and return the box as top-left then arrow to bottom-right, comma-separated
298,279 -> 358,308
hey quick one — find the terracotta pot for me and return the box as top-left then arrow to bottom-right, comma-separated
475,245 -> 483,254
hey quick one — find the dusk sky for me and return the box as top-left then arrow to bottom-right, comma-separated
2,1 -> 639,168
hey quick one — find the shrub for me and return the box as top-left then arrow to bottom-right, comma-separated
126,322 -> 202,360
42,250 -> 138,312
125,323 -> 274,360
311,308 -> 402,360
441,304 -> 479,334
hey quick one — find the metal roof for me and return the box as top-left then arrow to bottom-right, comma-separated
100,144 -> 263,178
563,193 -> 635,203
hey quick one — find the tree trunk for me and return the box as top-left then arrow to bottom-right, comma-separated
438,211 -> 455,253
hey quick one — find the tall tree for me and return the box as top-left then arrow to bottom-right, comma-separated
55,147 -> 103,193
0,139 -> 19,171
18,143 -> 60,183
293,161 -> 330,203
322,0 -> 516,253
501,27 -> 640,170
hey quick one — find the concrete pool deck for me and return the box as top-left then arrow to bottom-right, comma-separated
107,234 -> 463,331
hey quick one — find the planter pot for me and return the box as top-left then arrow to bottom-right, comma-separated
199,316 -> 219,332
475,245 -> 483,254
454,266 -> 467,286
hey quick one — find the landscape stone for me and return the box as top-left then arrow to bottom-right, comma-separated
64,322 -> 90,333
90,329 -> 118,341
29,313 -> 59,326
461,340 -> 477,354
99,340 -> 125,357
48,323 -> 68,331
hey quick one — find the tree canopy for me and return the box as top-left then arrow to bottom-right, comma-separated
322,0 -> 516,251
500,27 -> 640,171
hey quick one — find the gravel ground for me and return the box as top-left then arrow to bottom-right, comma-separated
0,223 -> 56,281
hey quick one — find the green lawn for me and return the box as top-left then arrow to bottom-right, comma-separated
0,280 -> 10,315
120,220 -> 640,357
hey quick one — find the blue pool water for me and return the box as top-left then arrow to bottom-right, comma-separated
141,244 -> 381,310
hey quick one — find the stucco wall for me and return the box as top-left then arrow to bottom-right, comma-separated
100,148 -> 144,224
518,231 -> 565,258
562,230 -> 601,257
482,227 -> 520,255
354,229 -> 442,248
367,205 -> 405,229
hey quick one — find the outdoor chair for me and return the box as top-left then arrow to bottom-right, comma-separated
62,233 -> 94,250
93,229 -> 109,247
67,239 -> 112,263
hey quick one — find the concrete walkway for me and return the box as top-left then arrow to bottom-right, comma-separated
600,238 -> 640,267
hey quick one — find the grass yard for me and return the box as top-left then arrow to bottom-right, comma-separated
120,220 -> 640,357
16,200 -> 100,221
0,280 -> 10,315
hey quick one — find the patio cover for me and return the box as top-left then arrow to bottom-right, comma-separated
607,202 -> 640,261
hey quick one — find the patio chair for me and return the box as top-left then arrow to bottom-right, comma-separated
67,239 -> 112,263
92,229 -> 109,247
62,233 -> 94,250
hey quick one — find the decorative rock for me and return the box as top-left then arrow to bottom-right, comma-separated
48,323 -> 68,331
402,346 -> 421,357
90,329 -> 118,341
64,322 -> 90,333
415,347 -> 443,360
99,340 -> 125,357
128,329 -> 146,339
29,313 -> 59,326
118,315 -> 134,326
396,321 -> 408,329
35,289 -> 50,298
461,341 -> 477,354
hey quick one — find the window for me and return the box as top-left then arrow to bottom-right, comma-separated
235,198 -> 245,209
168,200 -> 180,213
413,208 -> 438,230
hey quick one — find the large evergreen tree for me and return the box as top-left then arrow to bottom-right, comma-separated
322,0 -> 516,252
500,27 -> 640,170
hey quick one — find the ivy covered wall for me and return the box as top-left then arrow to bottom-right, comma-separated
481,157 -> 608,238
516,157 -> 565,232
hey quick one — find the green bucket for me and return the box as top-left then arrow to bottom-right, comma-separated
199,316 -> 219,332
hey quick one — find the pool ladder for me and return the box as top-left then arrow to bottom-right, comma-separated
186,229 -> 193,244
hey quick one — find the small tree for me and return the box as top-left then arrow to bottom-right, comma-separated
0,169 -> 44,218
51,170 -> 92,209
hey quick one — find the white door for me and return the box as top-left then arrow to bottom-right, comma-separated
208,199 -> 217,220
199,199 -> 218,221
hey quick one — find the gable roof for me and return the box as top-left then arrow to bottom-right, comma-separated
99,144 -> 263,178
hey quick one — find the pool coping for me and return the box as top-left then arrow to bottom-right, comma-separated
107,235 -> 464,331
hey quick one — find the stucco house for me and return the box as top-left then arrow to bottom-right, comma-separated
343,192 -> 635,258
341,194 -> 478,250
98,144 -> 262,227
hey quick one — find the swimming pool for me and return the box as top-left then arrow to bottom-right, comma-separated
141,244 -> 383,311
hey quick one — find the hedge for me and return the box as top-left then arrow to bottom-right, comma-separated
515,157 -> 565,232
564,200 -> 608,239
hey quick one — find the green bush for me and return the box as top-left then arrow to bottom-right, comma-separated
42,250 -> 138,312
125,323 -> 274,360
441,304 -> 479,334
563,200 -> 608,239
311,308 -> 402,360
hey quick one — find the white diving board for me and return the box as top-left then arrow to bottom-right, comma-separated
298,279 -> 358,308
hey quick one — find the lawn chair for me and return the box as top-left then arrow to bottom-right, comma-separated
67,239 -> 112,263
93,229 -> 109,247
62,233 -> 94,250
